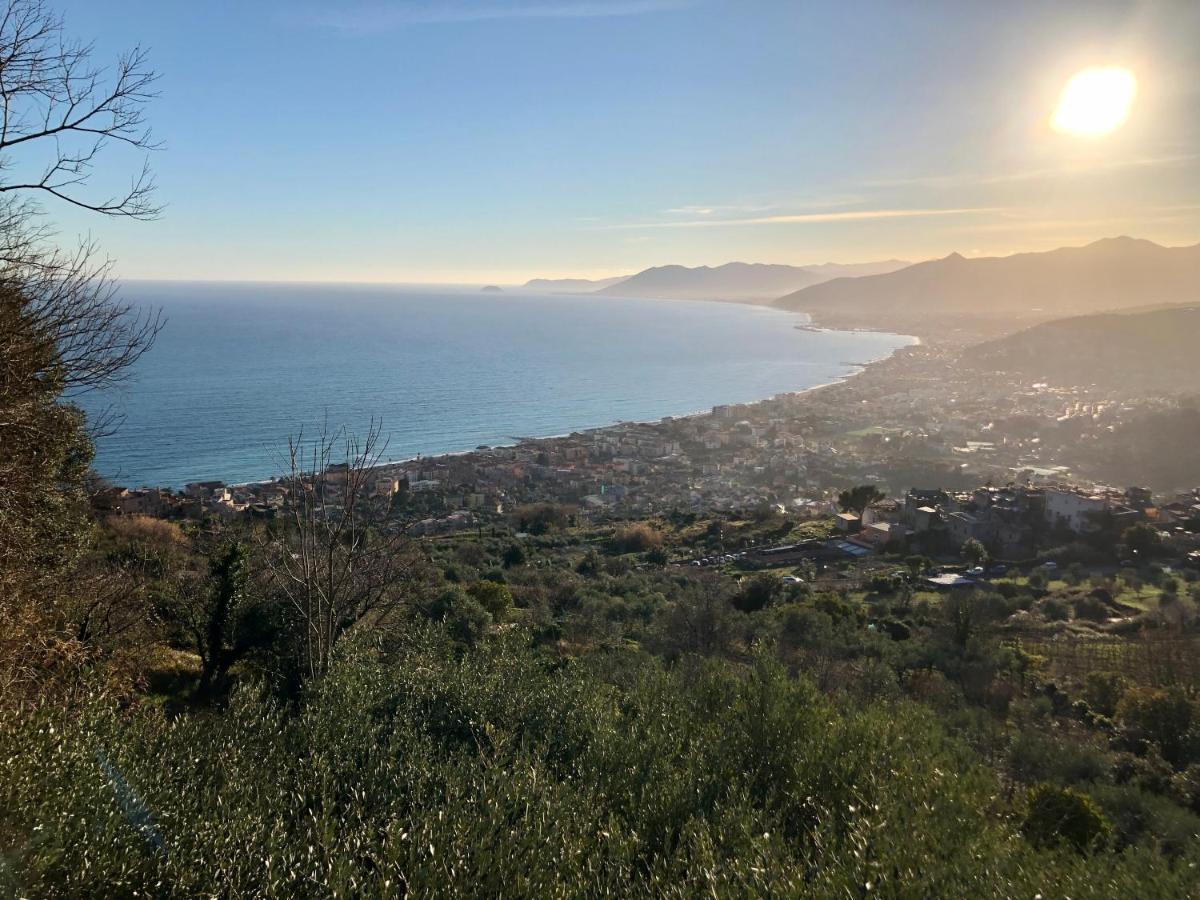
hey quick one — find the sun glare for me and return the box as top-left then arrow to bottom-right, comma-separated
1051,66 -> 1137,137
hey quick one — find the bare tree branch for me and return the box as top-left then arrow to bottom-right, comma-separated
261,420 -> 430,680
0,1 -> 160,218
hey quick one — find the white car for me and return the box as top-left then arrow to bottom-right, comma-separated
966,566 -> 985,577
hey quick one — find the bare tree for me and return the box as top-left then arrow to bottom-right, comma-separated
0,0 -> 161,218
0,0 -> 162,418
265,421 -> 428,680
0,3 -> 161,694
0,0 -> 162,495
71,558 -> 153,647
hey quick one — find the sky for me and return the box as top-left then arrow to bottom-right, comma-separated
39,0 -> 1200,283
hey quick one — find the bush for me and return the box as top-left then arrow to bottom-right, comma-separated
1073,593 -> 1111,622
1008,731 -> 1109,786
733,573 -> 780,613
575,549 -> 602,577
1090,783 -> 1200,855
515,503 -> 571,535
1021,784 -> 1111,853
1171,764 -> 1200,814
1040,597 -> 1071,621
425,587 -> 492,647
467,580 -> 513,621
608,524 -> 663,555
1116,686 -> 1197,767
1113,750 -> 1175,795
643,546 -> 669,566
1083,671 -> 1129,718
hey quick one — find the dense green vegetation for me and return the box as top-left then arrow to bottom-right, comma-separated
3,507 -> 1200,896
3,626 -> 1197,897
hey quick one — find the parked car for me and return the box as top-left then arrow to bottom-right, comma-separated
782,575 -> 802,584
1040,561 -> 1059,572
988,564 -> 1008,576
966,566 -> 985,577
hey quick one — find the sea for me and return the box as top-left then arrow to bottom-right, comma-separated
80,281 -> 915,489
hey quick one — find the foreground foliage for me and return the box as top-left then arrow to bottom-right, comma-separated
2,629 -> 1195,898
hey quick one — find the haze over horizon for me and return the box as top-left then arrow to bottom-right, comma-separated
47,0 -> 1200,284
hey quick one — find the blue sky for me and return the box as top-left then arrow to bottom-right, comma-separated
46,0 -> 1200,283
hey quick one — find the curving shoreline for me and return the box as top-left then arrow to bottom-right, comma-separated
87,284 -> 916,491
225,331 -> 919,492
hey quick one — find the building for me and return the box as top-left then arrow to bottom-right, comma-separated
1043,487 -> 1110,533
835,512 -> 861,533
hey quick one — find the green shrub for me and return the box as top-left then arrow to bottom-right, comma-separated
467,579 -> 513,620
1072,593 -> 1110,622
1008,730 -> 1109,786
1084,671 -> 1129,718
1021,784 -> 1111,853
1116,686 -> 1197,767
1041,597 -> 1071,621
1090,782 -> 1200,856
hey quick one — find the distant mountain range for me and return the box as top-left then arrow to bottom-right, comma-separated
967,304 -> 1200,394
775,237 -> 1200,334
593,262 -> 820,300
590,259 -> 908,301
521,259 -> 908,301
523,275 -> 630,293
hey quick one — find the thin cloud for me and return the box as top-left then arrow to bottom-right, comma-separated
959,209 -> 1200,235
301,0 -> 693,32
663,203 -> 776,217
867,153 -> 1200,191
604,206 -> 1005,230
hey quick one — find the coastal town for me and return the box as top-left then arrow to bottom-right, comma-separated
93,341 -> 1200,574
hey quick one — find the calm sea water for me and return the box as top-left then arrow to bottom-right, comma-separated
81,282 -> 913,489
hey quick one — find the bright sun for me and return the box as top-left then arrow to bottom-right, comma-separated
1051,66 -> 1137,137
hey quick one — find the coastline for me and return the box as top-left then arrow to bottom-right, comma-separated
223,329 -> 918,492
96,287 -> 923,493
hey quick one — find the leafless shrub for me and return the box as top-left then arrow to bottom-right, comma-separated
263,420 -> 429,680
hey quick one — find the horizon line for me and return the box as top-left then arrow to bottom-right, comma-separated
113,232 -> 1199,289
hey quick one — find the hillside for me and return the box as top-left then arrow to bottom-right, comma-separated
776,237 -> 1200,337
521,260 -> 910,302
592,259 -> 907,302
595,261 -> 822,300
967,304 -> 1200,394
801,259 -> 911,281
523,275 -> 629,293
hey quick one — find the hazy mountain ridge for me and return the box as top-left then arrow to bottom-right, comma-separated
593,259 -> 909,301
523,275 -> 630,293
775,237 -> 1200,334
966,304 -> 1200,393
799,259 -> 911,281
